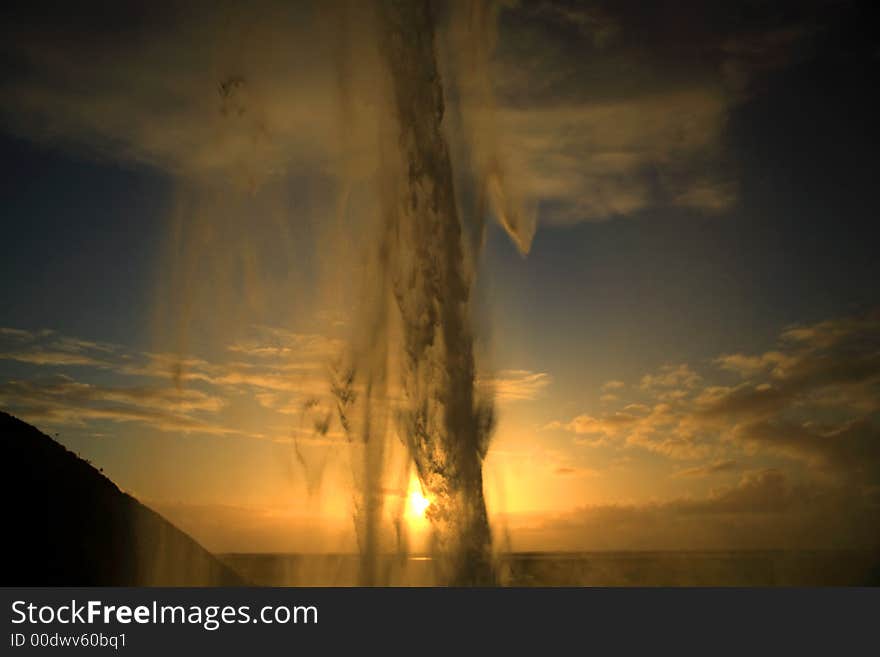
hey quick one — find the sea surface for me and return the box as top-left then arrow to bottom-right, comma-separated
219,550 -> 880,586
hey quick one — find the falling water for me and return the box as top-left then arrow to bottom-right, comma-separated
149,0 -> 526,586
327,0 -> 501,585
378,0 -> 496,585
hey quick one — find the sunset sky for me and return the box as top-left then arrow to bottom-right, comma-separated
1,0 -> 878,553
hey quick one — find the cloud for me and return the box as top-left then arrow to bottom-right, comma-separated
547,409 -> 637,440
0,1 -> 382,183
0,324 -> 334,437
0,0 -> 827,227
714,351 -> 795,378
480,369 -> 552,402
0,376 -> 232,436
553,465 -> 600,478
504,468 -> 880,551
546,399 -> 709,458
483,0 -> 831,225
674,468 -> 791,514
672,459 -> 739,478
0,325 -> 543,443
695,313 -> 880,429
733,418 -> 880,477
548,310 -> 880,479
640,363 -> 702,391
226,329 -> 343,361
0,328 -> 36,339
0,327 -> 128,369
0,324 -> 337,392
0,350 -> 113,368
494,90 -> 733,223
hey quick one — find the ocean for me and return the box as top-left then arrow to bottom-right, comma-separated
219,550 -> 880,586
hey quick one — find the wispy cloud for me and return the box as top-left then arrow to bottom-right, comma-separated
672,459 -> 740,479
1,325 -> 545,440
640,363 -> 701,391
480,369 -> 552,402
0,325 -> 333,437
0,376 -> 232,436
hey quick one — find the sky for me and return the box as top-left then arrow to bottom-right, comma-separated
1,0 -> 879,553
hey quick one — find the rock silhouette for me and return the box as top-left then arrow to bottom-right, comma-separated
0,411 -> 243,586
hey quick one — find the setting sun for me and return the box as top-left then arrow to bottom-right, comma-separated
406,474 -> 431,522
408,490 -> 430,518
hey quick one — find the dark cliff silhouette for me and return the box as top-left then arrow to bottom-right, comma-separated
0,411 -> 244,585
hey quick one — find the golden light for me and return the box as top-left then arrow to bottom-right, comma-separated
405,472 -> 431,523
408,490 -> 431,518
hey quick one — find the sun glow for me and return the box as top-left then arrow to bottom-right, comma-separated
409,490 -> 431,518
406,473 -> 431,523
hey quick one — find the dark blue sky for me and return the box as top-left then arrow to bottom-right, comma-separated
1,136 -> 171,345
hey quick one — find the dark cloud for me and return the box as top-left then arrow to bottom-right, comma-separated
0,0 -> 377,181
734,418 -> 880,480
672,459 -> 739,478
674,468 -> 791,514
473,0 -> 846,223
507,468 -> 880,551
2,0 -> 845,226
547,312 -> 880,485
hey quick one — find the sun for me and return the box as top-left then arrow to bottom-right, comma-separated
408,489 -> 431,518
405,473 -> 431,523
